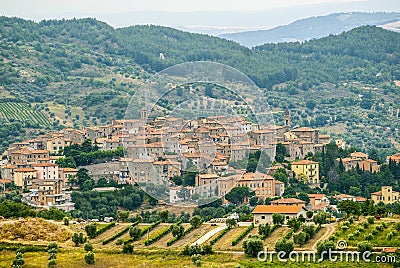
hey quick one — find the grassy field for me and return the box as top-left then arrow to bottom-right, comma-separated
0,249 -> 394,268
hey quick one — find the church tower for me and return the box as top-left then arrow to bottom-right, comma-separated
141,107 -> 147,120
284,106 -> 291,128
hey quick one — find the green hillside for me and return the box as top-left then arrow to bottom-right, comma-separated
0,16 -> 399,157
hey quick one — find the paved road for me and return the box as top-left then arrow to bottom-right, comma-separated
191,224 -> 226,246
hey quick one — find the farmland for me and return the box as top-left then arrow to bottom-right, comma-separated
0,101 -> 51,127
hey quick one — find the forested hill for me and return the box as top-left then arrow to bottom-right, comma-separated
0,16 -> 399,157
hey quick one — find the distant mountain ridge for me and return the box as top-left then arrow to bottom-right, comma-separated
219,12 -> 400,47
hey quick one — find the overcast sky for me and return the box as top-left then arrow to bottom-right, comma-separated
1,0 -> 399,34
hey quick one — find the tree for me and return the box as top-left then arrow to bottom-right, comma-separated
313,211 -> 327,225
275,143 -> 286,163
84,251 -> 95,264
357,241 -> 372,254
63,217 -> 69,226
337,200 -> 361,216
129,226 -> 142,241
189,215 -> 203,229
306,211 -> 313,219
249,196 -> 259,206
297,192 -> 310,204
316,240 -> 335,259
293,231 -> 307,246
171,224 -> 185,238
122,244 -> 134,254
287,217 -> 301,231
226,218 -> 237,229
273,171 -> 288,185
159,210 -> 169,223
72,232 -> 86,246
85,223 -> 97,239
243,236 -> 264,257
84,242 -> 93,252
225,187 -> 253,205
118,210 -> 130,222
258,223 -> 271,237
272,213 -> 285,225
275,239 -> 294,258
12,251 -> 24,268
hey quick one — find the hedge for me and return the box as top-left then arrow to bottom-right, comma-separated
144,227 -> 171,246
145,220 -> 183,246
167,224 -> 195,246
284,229 -> 294,240
140,220 -> 162,237
261,224 -> 279,240
102,221 -> 139,245
96,221 -> 116,236
232,223 -> 254,246
210,227 -> 230,246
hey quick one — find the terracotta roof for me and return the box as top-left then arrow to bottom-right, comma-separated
14,168 -> 36,172
350,152 -> 368,158
253,205 -> 306,214
308,194 -> 326,200
199,174 -> 219,179
271,198 -> 306,205
292,127 -> 314,132
371,191 -> 382,196
32,163 -> 57,167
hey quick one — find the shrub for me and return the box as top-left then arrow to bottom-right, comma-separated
371,229 -> 378,235
272,213 -> 285,225
183,244 -> 202,256
232,223 -> 254,246
72,232 -> 86,246
284,230 -> 294,239
129,226 -> 142,241
116,239 -> 124,246
316,240 -> 335,259
341,226 -> 349,232
367,217 -> 374,224
85,223 -> 97,239
357,241 -> 372,254
376,224 -> 384,231
343,221 -> 351,227
294,232 -> 307,246
275,239 -> 294,258
226,218 -> 237,229
171,224 -> 185,238
63,217 -> 69,226
84,251 -> 95,264
122,244 -> 134,254
191,254 -> 202,267
347,234 -> 355,240
386,232 -> 394,241
258,223 -> 271,237
190,216 -> 203,229
395,222 -> 400,231
47,242 -> 58,251
12,251 -> 24,268
365,233 -> 373,240
243,236 -> 264,257
348,216 -> 354,224
84,243 -> 93,252
363,222 -> 370,229
356,226 -> 364,233
303,225 -> 316,240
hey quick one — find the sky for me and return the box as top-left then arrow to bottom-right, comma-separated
1,0 -> 400,34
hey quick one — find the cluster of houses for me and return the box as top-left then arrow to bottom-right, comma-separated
1,107 -> 399,210
0,128 -> 87,211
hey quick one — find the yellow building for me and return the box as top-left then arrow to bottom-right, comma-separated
291,160 -> 319,185
371,186 -> 399,204
13,168 -> 37,189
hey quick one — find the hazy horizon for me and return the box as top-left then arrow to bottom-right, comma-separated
1,0 -> 400,35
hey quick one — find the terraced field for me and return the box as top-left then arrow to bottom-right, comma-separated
0,101 -> 51,127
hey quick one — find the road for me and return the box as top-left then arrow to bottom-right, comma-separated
191,224 -> 225,246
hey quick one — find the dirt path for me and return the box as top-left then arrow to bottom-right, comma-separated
309,223 -> 337,251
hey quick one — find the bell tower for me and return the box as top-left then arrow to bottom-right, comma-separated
141,107 -> 147,120
284,106 -> 291,128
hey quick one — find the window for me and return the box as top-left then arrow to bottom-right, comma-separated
261,216 -> 265,219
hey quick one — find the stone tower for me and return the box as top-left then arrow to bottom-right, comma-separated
141,107 -> 147,120
284,106 -> 291,128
